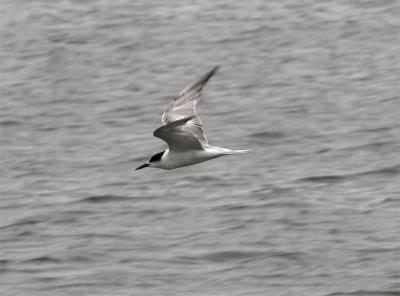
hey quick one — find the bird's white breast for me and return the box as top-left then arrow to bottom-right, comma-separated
159,148 -> 222,170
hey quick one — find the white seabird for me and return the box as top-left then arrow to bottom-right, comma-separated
136,66 -> 249,170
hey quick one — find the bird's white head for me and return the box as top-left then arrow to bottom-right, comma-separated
135,151 -> 165,170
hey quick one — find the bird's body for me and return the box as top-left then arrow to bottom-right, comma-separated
153,148 -> 218,170
136,66 -> 249,171
151,147 -> 248,170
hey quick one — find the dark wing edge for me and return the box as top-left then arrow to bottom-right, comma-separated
162,66 -> 219,124
177,65 -> 219,98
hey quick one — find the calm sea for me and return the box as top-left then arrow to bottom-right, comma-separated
1,0 -> 399,295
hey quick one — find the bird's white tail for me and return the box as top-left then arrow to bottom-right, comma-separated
224,149 -> 251,155
215,148 -> 251,155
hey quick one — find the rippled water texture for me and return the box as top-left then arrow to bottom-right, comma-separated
1,0 -> 399,295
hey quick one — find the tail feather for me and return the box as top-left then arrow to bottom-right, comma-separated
219,148 -> 251,155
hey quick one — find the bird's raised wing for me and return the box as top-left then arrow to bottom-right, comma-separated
153,116 -> 204,151
160,66 -> 219,145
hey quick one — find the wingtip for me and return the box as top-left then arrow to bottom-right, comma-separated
201,65 -> 220,85
208,65 -> 219,77
177,66 -> 219,98
211,65 -> 220,73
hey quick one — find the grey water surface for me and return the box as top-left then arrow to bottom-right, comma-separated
1,0 -> 399,295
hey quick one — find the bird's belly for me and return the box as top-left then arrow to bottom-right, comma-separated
164,150 -> 219,169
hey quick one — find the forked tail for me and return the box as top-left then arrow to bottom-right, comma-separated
213,147 -> 251,155
223,149 -> 251,155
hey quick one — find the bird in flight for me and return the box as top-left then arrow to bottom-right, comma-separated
136,66 -> 249,170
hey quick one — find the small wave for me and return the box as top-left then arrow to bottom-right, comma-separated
251,185 -> 293,196
50,282 -> 110,289
280,105 -> 309,114
185,175 -> 220,182
0,259 -> 10,265
356,247 -> 399,254
64,123 -> 87,129
36,126 -> 59,132
78,195 -> 132,203
381,196 -> 400,204
338,140 -> 398,152
104,181 -> 131,187
262,200 -> 310,209
300,165 -> 400,184
300,175 -> 346,183
357,164 -> 400,176
249,131 -> 285,139
16,230 -> 35,237
248,131 -> 286,145
213,203 -> 251,211
0,120 -> 22,126
0,218 -> 45,230
194,250 -> 304,263
111,105 -> 140,113
23,256 -> 61,264
200,250 -> 268,262
381,96 -> 398,103
325,291 -> 399,296
353,125 -> 394,134
316,148 -> 331,154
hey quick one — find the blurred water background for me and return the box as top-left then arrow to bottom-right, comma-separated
1,0 -> 399,295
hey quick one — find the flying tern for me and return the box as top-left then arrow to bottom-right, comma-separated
136,66 -> 249,170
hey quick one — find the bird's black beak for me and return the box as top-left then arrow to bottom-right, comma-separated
135,163 -> 150,170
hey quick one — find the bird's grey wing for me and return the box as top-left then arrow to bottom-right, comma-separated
161,66 -> 219,145
153,116 -> 204,151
